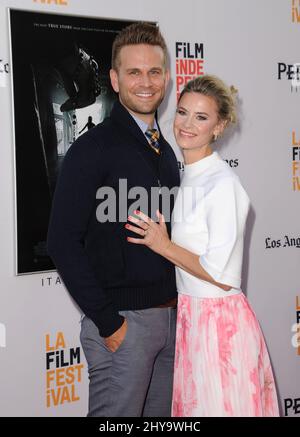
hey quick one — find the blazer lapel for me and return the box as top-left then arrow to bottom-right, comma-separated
110,101 -> 148,145
110,101 -> 166,177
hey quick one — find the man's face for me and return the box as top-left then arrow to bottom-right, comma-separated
110,44 -> 170,124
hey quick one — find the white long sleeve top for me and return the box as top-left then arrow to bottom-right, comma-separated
171,152 -> 250,298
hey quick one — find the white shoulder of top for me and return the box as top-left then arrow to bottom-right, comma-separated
205,158 -> 248,198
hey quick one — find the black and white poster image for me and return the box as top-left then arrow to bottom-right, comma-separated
9,10 -> 136,274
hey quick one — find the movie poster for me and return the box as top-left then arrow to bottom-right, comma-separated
9,10 -> 138,274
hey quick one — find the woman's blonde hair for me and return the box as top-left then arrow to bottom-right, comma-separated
179,75 -> 238,127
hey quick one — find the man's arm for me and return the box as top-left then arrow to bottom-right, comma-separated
47,135 -> 124,338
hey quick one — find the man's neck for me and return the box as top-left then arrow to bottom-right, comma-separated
129,111 -> 155,128
119,101 -> 155,127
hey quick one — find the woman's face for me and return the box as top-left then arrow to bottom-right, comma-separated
174,92 -> 224,153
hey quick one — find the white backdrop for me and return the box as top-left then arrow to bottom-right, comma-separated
0,0 -> 299,417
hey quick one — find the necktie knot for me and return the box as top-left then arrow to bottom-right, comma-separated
145,128 -> 160,155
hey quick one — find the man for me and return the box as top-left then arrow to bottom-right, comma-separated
47,22 -> 180,417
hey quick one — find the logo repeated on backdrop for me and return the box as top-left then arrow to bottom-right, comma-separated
277,62 -> 300,93
292,0 -> 300,23
285,295 -> 300,416
41,275 -> 62,287
284,397 -> 300,416
0,322 -> 6,348
291,295 -> 300,356
224,158 -> 239,168
292,130 -> 300,190
175,42 -> 204,100
33,0 -> 68,5
177,158 -> 238,174
46,332 -> 84,408
265,235 -> 300,249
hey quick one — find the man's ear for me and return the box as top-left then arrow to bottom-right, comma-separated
110,69 -> 119,93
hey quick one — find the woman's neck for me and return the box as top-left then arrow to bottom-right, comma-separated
182,145 -> 213,165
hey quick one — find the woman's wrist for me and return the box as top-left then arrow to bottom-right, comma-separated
162,239 -> 175,259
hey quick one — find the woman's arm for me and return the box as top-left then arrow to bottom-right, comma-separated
163,240 -> 231,291
126,210 -> 231,292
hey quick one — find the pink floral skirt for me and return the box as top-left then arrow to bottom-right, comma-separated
172,293 -> 279,417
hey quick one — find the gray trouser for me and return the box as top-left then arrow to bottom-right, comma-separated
80,307 -> 177,417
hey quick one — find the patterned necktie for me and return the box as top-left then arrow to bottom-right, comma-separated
145,128 -> 160,155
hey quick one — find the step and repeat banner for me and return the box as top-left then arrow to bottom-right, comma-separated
0,0 -> 299,417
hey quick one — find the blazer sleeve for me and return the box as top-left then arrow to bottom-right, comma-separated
47,135 -> 124,337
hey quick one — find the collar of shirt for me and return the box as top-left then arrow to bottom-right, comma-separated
130,113 -> 159,141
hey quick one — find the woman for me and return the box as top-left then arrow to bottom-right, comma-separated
126,75 -> 279,417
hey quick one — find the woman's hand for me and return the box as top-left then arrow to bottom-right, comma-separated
126,209 -> 172,257
126,210 -> 232,292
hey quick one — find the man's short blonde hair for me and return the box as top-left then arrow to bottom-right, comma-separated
111,22 -> 168,70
